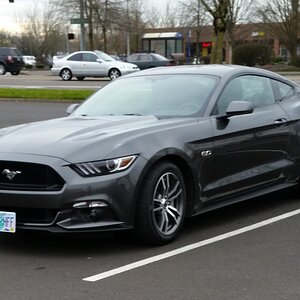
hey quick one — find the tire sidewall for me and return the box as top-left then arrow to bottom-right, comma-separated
61,68 -> 72,81
0,64 -> 6,75
109,68 -> 121,80
136,162 -> 186,245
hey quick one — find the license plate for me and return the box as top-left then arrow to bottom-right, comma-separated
0,211 -> 16,233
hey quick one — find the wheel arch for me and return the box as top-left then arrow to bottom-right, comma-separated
0,62 -> 6,75
59,67 -> 71,76
108,67 -> 121,78
132,153 -> 198,224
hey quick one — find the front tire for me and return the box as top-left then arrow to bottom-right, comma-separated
108,68 -> 121,80
11,71 -> 20,75
135,162 -> 186,245
0,64 -> 6,75
76,76 -> 85,81
60,68 -> 73,81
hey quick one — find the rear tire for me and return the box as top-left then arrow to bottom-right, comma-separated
135,162 -> 186,245
11,71 -> 20,75
76,76 -> 85,81
0,64 -> 6,75
60,68 -> 73,81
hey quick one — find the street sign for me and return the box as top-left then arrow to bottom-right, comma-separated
70,18 -> 88,25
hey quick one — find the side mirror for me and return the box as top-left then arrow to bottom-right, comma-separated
66,103 -> 80,115
96,58 -> 103,63
225,101 -> 254,117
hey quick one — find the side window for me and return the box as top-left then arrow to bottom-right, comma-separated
82,53 -> 98,62
139,54 -> 151,61
215,75 -> 275,115
275,81 -> 294,100
128,54 -> 139,61
240,76 -> 275,107
67,53 -> 82,61
215,77 -> 244,115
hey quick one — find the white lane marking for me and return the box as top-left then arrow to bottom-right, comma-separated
82,208 -> 300,282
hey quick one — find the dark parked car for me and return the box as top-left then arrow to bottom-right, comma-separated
126,52 -> 174,69
0,65 -> 300,245
0,47 -> 25,75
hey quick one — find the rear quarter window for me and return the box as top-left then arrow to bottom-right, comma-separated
276,81 -> 294,100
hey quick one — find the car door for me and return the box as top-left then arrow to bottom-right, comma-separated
66,53 -> 82,75
137,54 -> 152,69
200,75 -> 291,202
273,79 -> 300,173
81,53 -> 103,76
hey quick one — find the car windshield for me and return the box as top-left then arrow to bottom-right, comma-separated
94,50 -> 116,62
72,74 -> 218,118
9,48 -> 22,56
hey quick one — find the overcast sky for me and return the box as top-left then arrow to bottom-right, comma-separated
0,0 -> 177,33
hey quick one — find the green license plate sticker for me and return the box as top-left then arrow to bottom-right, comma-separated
0,211 -> 16,233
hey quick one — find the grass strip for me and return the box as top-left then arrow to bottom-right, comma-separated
0,88 -> 94,101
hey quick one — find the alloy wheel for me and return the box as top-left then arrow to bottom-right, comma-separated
61,69 -> 72,81
109,68 -> 120,80
152,171 -> 184,236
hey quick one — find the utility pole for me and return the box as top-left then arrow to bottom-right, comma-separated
80,0 -> 85,51
126,0 -> 130,57
196,0 -> 200,64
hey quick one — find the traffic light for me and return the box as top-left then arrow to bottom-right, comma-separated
9,0 -> 14,3
68,33 -> 75,40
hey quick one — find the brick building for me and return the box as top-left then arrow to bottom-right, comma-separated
142,23 -> 284,62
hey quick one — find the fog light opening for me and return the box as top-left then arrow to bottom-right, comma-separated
89,208 -> 103,222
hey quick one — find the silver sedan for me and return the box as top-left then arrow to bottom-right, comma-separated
51,50 -> 139,81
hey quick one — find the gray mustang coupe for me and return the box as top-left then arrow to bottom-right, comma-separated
1,65 -> 300,245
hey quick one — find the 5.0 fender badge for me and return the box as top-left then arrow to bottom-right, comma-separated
2,169 -> 22,180
201,150 -> 212,157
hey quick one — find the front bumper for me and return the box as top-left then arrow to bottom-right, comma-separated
120,68 -> 140,76
0,153 -> 145,233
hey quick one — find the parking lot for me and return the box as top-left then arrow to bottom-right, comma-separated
0,71 -> 300,299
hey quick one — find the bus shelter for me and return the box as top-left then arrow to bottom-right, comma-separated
141,32 -> 183,58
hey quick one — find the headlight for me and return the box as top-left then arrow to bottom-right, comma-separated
71,155 -> 137,177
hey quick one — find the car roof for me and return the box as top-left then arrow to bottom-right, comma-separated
124,64 -> 291,83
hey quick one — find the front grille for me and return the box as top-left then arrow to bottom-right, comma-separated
0,206 -> 58,224
0,161 -> 65,191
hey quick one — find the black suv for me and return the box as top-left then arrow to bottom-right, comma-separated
0,47 -> 24,75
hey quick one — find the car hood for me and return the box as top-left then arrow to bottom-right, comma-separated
0,116 -> 197,163
103,61 -> 138,69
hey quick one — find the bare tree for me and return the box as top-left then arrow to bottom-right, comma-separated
145,1 -> 181,28
178,0 -> 208,62
226,0 -> 254,63
200,0 -> 230,63
256,0 -> 299,65
20,1 -> 67,62
0,30 -> 14,47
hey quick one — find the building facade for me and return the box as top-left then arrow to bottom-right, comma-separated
143,24 -> 284,62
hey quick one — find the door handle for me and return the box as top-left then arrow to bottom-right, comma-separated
274,118 -> 287,125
